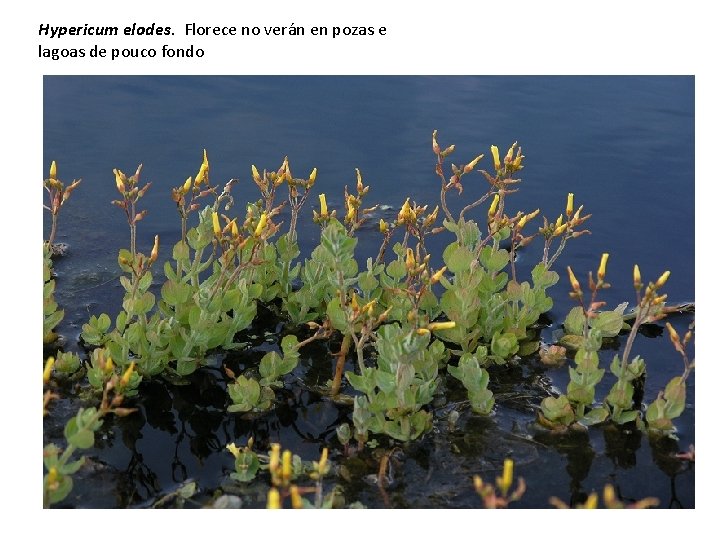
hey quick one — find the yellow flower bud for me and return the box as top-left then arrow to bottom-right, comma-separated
346,204 -> 356,222
398,198 -> 412,223
269,443 -> 281,473
290,486 -> 303,509
121,361 -> 136,386
212,212 -> 221,235
405,248 -> 415,270
47,467 -> 59,486
267,488 -> 281,509
319,193 -> 328,217
226,443 -> 241,459
518,208 -> 540,229
633,264 -> 642,287
251,164 -> 261,184
555,214 -> 563,229
584,492 -> 599,509
416,328 -> 430,336
498,458 -> 514,496
356,168 -> 364,192
194,162 -> 208,187
566,193 -> 574,217
464,154 -> 484,174
43,356 -> 55,384
182,176 -> 192,194
49,161 -> 57,180
567,266 -> 581,293
255,212 -> 268,236
114,169 -> 126,194
553,223 -> 568,237
202,149 -> 209,168
512,153 -> 524,170
490,145 -> 501,171
473,475 -> 484,493
149,235 -> 159,264
431,266 -> 447,283
656,270 -> 671,288
350,292 -> 359,312
308,167 -> 317,187
488,194 -> 500,219
379,218 -> 389,234
504,145 -> 515,165
282,449 -> 293,480
597,253 -> 609,281
603,484 -> 617,507
666,322 -> 680,346
428,321 -> 456,332
318,447 -> 329,474
231,219 -> 239,237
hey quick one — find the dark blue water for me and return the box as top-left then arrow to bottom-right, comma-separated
43,76 -> 694,508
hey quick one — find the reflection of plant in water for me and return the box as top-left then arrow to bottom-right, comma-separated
550,483 -> 659,509
473,458 -> 526,509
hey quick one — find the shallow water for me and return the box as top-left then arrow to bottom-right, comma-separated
43,76 -> 694,508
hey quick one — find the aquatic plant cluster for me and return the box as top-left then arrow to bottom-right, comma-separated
43,132 -> 694,508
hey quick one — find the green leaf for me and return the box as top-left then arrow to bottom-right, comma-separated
578,407 -> 608,427
375,371 -> 396,394
591,310 -> 623,337
540,395 -> 575,425
386,259 -> 406,280
517,340 -> 539,356
138,270 -> 153,292
558,334 -> 585,350
176,358 -> 197,377
531,263 -> 559,289
612,409 -> 639,425
172,240 -> 191,262
442,218 -> 458,233
227,376 -> 261,412
118,249 -> 133,272
358,270 -> 379,295
45,473 -> 73,505
564,306 -> 585,336
479,247 -> 510,273
64,418 -> 95,450
664,377 -> 686,419
506,280 -> 524,302
259,351 -> 283,382
446,245 -> 474,274
231,451 -> 260,482
490,332 -> 519,359
161,280 -> 192,306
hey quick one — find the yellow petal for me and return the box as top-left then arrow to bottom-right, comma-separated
566,193 -> 574,217
490,145 -> 501,171
267,488 -> 281,509
43,356 -> 55,384
597,253 -> 609,281
255,212 -> 268,236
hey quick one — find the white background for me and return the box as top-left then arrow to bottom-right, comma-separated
2,0 -> 713,535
